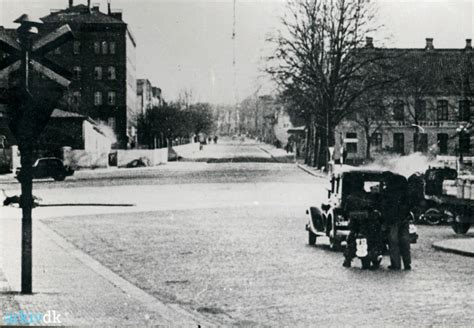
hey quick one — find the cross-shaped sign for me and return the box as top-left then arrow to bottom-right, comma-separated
0,18 -> 73,87
0,14 -> 74,294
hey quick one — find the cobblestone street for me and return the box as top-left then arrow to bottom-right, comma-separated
1,140 -> 473,326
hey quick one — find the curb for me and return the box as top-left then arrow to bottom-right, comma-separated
256,145 -> 281,163
296,164 -> 327,179
432,241 -> 474,258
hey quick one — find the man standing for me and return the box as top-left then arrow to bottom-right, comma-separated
382,173 -> 411,270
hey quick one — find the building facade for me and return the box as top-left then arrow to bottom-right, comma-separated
40,0 -> 137,148
336,38 -> 473,164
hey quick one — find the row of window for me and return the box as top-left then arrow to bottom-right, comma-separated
73,66 -> 116,80
345,132 -> 470,155
392,99 -> 471,121
54,41 -> 117,55
71,91 -> 117,106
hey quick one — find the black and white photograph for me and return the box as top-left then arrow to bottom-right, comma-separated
0,0 -> 473,326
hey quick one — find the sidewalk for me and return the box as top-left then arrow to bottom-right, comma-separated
257,142 -> 327,178
0,215 -> 216,326
432,235 -> 474,257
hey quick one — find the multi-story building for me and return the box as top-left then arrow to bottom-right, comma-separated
336,37 -> 473,164
137,80 -> 165,117
137,79 -> 153,115
40,0 -> 137,148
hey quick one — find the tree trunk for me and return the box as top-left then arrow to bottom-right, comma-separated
365,127 -> 371,160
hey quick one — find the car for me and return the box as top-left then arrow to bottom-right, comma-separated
305,169 -> 418,250
16,157 -> 74,182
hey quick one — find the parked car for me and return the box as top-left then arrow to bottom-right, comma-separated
16,157 -> 74,181
305,169 -> 418,250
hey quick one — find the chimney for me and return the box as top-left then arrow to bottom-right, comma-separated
107,0 -> 111,15
466,39 -> 472,49
365,36 -> 374,48
68,0 -> 73,8
425,38 -> 434,50
92,2 -> 100,11
87,0 -> 91,10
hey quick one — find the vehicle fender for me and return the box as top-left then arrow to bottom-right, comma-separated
308,207 -> 325,232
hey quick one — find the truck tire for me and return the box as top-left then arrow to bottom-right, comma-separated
452,222 -> 470,234
308,230 -> 317,245
423,208 -> 443,225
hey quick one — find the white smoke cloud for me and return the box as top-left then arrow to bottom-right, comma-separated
97,123 -> 117,144
361,152 -> 442,177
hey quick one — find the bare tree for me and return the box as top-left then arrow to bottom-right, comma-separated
267,0 -> 387,168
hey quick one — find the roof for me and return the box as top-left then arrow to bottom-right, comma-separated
358,46 -> 474,95
41,4 -> 125,25
51,108 -> 86,118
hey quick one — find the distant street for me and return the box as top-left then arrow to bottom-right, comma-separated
1,139 -> 473,326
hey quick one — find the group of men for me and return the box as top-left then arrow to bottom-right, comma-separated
342,173 -> 412,271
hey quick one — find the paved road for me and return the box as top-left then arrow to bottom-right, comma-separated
2,140 -> 473,326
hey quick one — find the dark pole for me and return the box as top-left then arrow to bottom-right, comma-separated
17,22 -> 35,295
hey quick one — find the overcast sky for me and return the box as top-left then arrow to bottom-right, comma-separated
1,0 -> 473,104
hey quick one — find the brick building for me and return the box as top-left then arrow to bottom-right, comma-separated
40,0 -> 137,149
336,38 -> 473,164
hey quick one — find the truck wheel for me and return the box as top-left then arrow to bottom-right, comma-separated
423,208 -> 443,225
452,222 -> 471,235
308,230 -> 317,245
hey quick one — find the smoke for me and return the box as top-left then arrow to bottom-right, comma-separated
361,152 -> 442,177
97,123 -> 117,144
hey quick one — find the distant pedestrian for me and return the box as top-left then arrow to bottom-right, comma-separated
213,136 -> 218,144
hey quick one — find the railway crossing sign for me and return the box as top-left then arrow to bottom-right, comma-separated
0,14 -> 73,294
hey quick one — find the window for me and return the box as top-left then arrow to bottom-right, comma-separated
107,91 -> 116,105
109,42 -> 116,54
371,133 -> 382,147
346,142 -> 357,153
101,41 -> 108,54
346,132 -> 357,139
437,100 -> 448,121
72,91 -> 81,105
437,134 -> 448,155
73,41 -> 81,54
459,100 -> 470,121
459,133 -> 470,154
414,133 -> 428,153
415,99 -> 426,121
393,133 -> 404,154
94,66 -> 102,80
393,101 -> 404,121
94,91 -> 102,106
73,66 -> 81,79
107,66 -> 116,80
94,41 -> 100,54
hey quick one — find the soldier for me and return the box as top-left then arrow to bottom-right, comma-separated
382,173 -> 411,270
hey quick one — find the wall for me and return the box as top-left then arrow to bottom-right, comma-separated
62,147 -> 109,169
171,142 -> 199,160
83,120 -> 112,154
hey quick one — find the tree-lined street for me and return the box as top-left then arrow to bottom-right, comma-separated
1,139 -> 472,326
